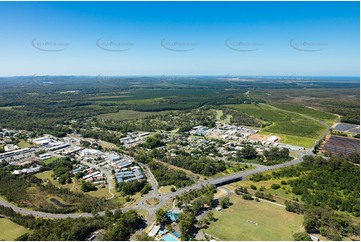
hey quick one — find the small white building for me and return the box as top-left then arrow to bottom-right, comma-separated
4,144 -> 20,152
267,135 -> 279,143
148,225 -> 160,237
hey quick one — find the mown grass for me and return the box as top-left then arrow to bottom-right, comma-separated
42,157 -> 59,165
0,218 -> 30,240
205,195 -> 304,241
225,104 -> 326,147
17,139 -> 32,148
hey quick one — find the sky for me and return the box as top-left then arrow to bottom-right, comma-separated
0,1 -> 359,77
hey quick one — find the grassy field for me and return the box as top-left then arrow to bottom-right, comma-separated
35,171 -> 114,198
271,103 -> 337,126
17,139 -> 32,148
138,210 -> 149,220
99,140 -> 118,150
205,195 -> 304,241
214,188 -> 228,199
42,157 -> 59,165
225,103 -> 326,147
212,164 -> 254,178
158,185 -> 175,194
223,168 -> 304,205
0,218 -> 30,240
145,198 -> 160,206
35,170 -> 74,190
96,110 -> 169,121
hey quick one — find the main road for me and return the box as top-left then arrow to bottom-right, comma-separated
0,150 -> 312,220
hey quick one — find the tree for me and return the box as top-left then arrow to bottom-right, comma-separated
242,194 -> 254,200
207,211 -> 215,222
103,210 -> 144,240
191,199 -> 204,215
81,182 -> 97,192
271,183 -> 281,190
144,134 -> 165,149
240,145 -> 258,159
179,212 -> 196,240
171,186 -> 176,192
347,152 -> 360,164
155,208 -> 168,225
136,232 -> 154,241
264,147 -> 290,162
220,197 -> 230,209
293,232 -> 312,241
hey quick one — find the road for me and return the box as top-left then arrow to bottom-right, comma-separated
80,160 -> 114,198
0,106 -> 330,223
0,150 -> 312,220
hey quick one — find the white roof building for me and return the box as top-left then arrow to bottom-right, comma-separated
267,136 -> 279,143
148,225 -> 160,237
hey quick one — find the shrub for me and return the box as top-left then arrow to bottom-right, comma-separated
271,184 -> 281,190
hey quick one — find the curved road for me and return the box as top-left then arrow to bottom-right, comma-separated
0,150 -> 312,219
0,107 -> 330,221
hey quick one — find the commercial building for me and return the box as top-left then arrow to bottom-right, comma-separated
0,148 -> 36,163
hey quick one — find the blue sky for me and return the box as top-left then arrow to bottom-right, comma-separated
0,1 -> 359,76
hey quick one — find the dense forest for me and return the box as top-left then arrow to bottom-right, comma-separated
147,161 -> 194,188
161,155 -> 227,176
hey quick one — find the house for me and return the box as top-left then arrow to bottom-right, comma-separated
85,177 -> 94,182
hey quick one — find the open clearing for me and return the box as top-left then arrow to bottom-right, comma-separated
17,139 -> 32,148
35,171 -> 112,198
0,218 -> 30,240
225,103 -> 326,148
272,103 -> 337,126
205,195 -> 303,241
158,185 -> 175,194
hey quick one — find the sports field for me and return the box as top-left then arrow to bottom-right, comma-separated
0,218 -> 30,240
205,195 -> 303,241
225,104 -> 327,147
